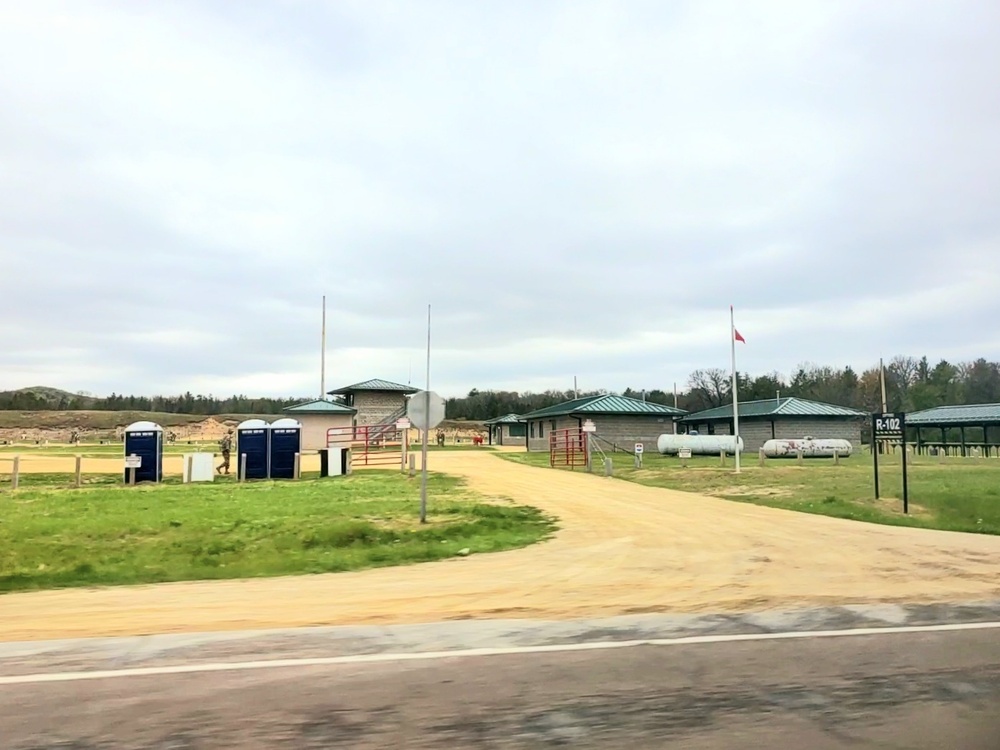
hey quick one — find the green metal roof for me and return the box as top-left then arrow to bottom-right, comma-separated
484,413 -> 522,425
681,397 -> 867,422
907,403 -> 1000,425
521,394 -> 687,420
283,398 -> 357,414
327,378 -> 418,395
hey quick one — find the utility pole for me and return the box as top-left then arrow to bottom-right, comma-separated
420,304 -> 431,524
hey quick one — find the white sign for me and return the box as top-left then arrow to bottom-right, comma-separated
183,453 -> 215,483
581,419 -> 597,433
395,417 -> 412,430
407,390 -> 446,431
634,443 -> 644,454
124,454 -> 142,469
678,449 -> 692,460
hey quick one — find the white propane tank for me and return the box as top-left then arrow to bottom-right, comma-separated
657,433 -> 744,455
760,437 -> 853,458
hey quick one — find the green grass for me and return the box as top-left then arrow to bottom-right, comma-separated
0,471 -> 555,594
501,450 -> 1000,535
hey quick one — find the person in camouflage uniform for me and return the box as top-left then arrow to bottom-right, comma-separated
217,430 -> 234,474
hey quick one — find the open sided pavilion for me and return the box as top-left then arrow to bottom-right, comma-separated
906,403 -> 1000,457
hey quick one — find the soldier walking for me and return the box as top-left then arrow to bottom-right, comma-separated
217,430 -> 234,474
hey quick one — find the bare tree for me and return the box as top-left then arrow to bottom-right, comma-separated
687,368 -> 728,410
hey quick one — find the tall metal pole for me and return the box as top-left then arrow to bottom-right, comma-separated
420,304 -> 431,524
731,305 -> 741,474
320,295 -> 326,399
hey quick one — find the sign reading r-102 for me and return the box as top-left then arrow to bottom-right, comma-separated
871,411 -> 909,515
873,413 -> 904,437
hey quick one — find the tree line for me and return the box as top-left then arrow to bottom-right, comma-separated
445,356 -> 1000,420
3,355 -> 998,420
0,390 -> 303,415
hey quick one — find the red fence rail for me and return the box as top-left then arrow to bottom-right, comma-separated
549,428 -> 588,469
327,423 -> 405,467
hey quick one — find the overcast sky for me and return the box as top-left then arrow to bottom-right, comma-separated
2,1 -> 999,399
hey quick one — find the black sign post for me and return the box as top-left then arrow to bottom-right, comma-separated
872,412 -> 908,514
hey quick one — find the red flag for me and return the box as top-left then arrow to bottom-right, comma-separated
734,328 -> 746,343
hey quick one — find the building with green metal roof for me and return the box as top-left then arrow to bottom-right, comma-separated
326,378 -> 418,427
483,413 -> 526,446
680,397 -> 868,452
519,394 -> 687,453
906,403 -> 1000,456
281,398 -> 357,451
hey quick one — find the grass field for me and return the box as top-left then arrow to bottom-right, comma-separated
0,471 -> 554,593
501,450 -> 1000,535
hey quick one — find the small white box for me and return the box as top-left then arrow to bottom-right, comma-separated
182,453 -> 215,483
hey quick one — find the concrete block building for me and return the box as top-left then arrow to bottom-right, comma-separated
327,378 -> 418,427
281,399 -> 356,450
679,397 -> 867,452
484,413 -> 526,446
520,395 -> 687,452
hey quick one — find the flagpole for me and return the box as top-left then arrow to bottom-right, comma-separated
320,295 -> 326,399
731,305 -> 741,474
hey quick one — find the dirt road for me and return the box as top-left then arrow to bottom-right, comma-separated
3,452 -> 1000,641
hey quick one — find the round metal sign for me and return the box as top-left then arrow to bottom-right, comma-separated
406,390 -> 446,431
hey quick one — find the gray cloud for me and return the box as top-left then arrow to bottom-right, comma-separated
1,0 -> 999,398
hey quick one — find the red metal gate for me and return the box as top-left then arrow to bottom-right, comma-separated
327,423 -> 405,468
549,428 -> 588,469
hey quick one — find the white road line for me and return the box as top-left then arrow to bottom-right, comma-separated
2,620 -> 999,686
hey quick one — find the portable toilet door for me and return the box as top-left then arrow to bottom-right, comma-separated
269,418 -> 302,479
236,419 -> 270,480
123,421 -> 163,483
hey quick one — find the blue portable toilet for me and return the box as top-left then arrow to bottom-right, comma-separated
236,419 -> 270,480
268,418 -> 302,479
123,421 -> 163,483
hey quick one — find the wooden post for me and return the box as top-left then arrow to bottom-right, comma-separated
401,430 -> 408,473
75,456 -> 83,488
833,450 -> 840,466
239,453 -> 247,483
293,452 -> 301,480
408,453 -> 416,478
797,449 -> 804,465
720,449 -> 726,467
11,456 -> 19,490
128,467 -> 136,486
185,455 -> 193,483
758,448 -> 765,467
604,458 -> 613,477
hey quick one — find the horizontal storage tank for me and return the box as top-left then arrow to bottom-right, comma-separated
761,437 -> 853,458
657,434 -> 743,455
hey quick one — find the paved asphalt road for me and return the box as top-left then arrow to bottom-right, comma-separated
3,614 -> 1000,749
